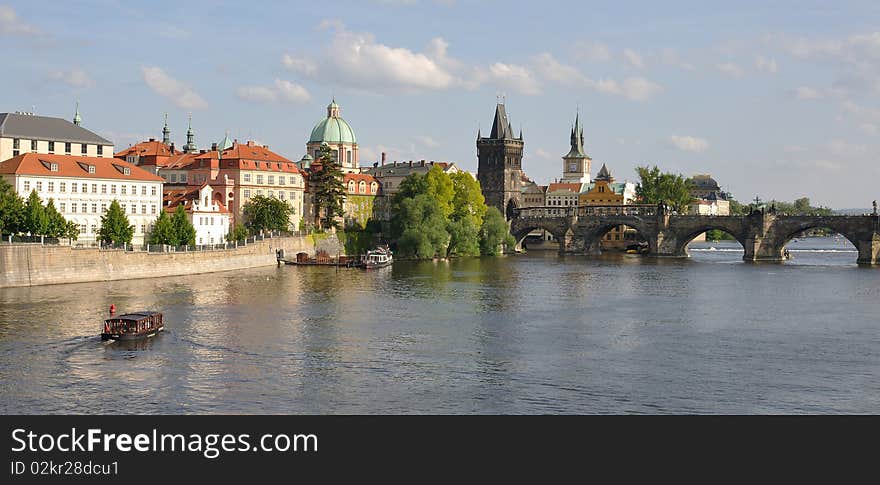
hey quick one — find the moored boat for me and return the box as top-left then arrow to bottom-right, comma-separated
364,247 -> 393,269
102,311 -> 164,341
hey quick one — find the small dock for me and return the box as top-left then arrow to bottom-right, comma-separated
276,249 -> 364,268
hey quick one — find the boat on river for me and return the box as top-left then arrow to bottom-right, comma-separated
364,247 -> 393,269
101,311 -> 164,341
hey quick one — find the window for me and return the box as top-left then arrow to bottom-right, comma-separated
141,225 -> 146,234
151,186 -> 156,196
60,202 -> 65,212
91,184 -> 97,193
65,142 -> 71,154
243,189 -> 251,198
243,173 -> 251,183
97,145 -> 103,156
111,185 -> 116,195
121,204 -> 126,212
141,186 -> 146,196
36,181 -> 42,191
289,191 -> 295,200
131,205 -> 136,214
81,203 -> 87,213
31,140 -> 37,152
121,185 -> 126,195
71,204 -> 77,213
256,190 -> 263,196
48,141 -> 55,153
91,203 -> 97,213
131,185 -> 136,194
79,225 -> 86,234
279,192 -> 285,200
101,203 -> 107,213
359,181 -> 366,194
60,182 -> 66,192
268,175 -> 275,184
151,205 -> 156,214
88,165 -> 95,174
91,224 -> 97,234
169,174 -> 177,183
71,183 -> 77,193
101,184 -> 107,194
142,205 -> 147,214
23,181 -> 30,191
81,144 -> 88,154
179,174 -> 187,182
48,181 -> 54,192
279,176 -> 285,185
347,150 -> 352,165
268,190 -> 274,198
13,139 -> 20,149
256,175 -> 263,184
348,180 -> 355,192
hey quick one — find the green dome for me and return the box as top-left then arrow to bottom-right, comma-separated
309,116 -> 356,144
308,98 -> 357,144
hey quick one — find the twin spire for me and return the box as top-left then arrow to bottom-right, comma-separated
485,103 -> 523,140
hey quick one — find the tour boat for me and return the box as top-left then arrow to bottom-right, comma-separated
102,311 -> 164,341
364,247 -> 393,269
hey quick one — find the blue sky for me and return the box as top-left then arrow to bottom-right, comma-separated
2,0 -> 880,208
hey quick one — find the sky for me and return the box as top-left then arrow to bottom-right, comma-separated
2,0 -> 879,208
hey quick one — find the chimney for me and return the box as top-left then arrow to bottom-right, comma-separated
149,138 -> 156,142
263,145 -> 269,149
373,162 -> 378,168
381,152 -> 386,166
246,140 -> 254,147
170,142 -> 175,152
200,149 -> 207,154
420,160 -> 425,166
211,143 -> 218,151
409,160 -> 413,167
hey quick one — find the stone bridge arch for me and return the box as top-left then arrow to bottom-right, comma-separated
509,217 -> 573,252
577,216 -> 657,255
665,216 -> 750,257
763,216 -> 879,264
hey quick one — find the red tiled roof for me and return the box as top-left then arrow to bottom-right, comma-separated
163,185 -> 230,214
0,153 -> 163,182
173,142 -> 300,174
114,140 -> 178,159
547,183 -> 581,193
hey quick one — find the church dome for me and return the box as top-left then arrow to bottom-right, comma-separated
308,99 -> 357,144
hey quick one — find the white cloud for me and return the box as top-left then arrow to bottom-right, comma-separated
859,123 -> 879,135
488,62 -> 542,95
533,148 -> 552,160
715,62 -> 744,78
532,53 -> 587,85
669,135 -> 709,152
0,6 -> 39,35
755,55 -> 778,73
237,79 -> 310,104
141,66 -> 208,110
659,48 -> 696,71
826,139 -> 867,157
593,77 -> 662,101
48,68 -> 94,89
282,54 -> 318,76
572,41 -> 612,62
623,48 -> 645,69
795,86 -> 822,100
414,135 -> 439,148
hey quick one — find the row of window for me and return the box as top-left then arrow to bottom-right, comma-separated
11,139 -> 104,157
196,216 -> 223,226
58,202 -> 157,215
241,173 -> 300,185
346,180 -> 378,195
78,223 -> 151,235
21,180 -> 157,196
547,198 -> 577,206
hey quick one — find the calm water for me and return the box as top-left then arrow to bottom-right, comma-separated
1,236 -> 877,414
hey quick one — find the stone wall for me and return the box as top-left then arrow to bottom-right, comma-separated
0,235 -> 333,288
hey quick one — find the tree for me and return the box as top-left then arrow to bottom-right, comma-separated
171,205 -> 196,246
450,171 -> 487,227
44,199 -> 67,238
480,207 -> 514,256
0,178 -> 24,235
636,165 -> 695,212
425,164 -> 454,218
63,220 -> 79,242
446,217 -> 481,257
226,223 -> 248,242
395,194 -> 449,258
242,195 -> 293,234
148,210 -> 177,245
310,143 -> 346,230
98,200 -> 134,245
23,190 -> 48,236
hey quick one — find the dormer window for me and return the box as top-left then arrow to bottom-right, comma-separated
50,163 -> 58,172
88,165 -> 96,174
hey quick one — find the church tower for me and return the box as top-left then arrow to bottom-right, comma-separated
477,102 -> 524,220
561,111 -> 591,184
162,113 -> 171,145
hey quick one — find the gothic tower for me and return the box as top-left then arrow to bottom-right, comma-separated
162,113 -> 171,145
477,103 -> 524,220
560,111 -> 591,184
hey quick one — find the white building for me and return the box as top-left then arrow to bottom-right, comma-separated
0,110 -> 114,163
0,153 -> 163,244
164,184 -> 231,245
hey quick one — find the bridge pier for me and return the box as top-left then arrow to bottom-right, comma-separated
650,231 -> 687,258
742,237 -> 786,262
856,234 -> 880,265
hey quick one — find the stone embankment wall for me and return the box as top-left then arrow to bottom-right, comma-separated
0,235 -> 342,288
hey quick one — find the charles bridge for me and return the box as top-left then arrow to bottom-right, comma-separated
510,205 -> 880,265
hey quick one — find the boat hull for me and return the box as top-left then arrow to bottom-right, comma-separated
102,325 -> 164,341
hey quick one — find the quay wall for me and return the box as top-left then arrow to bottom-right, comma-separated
0,235 -> 342,288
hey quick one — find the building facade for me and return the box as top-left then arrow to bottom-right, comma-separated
307,99 -> 359,174
1,110 -> 114,163
363,160 -> 460,196
164,184 -> 231,244
578,164 -> 638,249
477,103 -> 524,220
0,153 -> 163,244
342,173 -> 381,229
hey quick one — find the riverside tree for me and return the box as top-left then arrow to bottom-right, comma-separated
0,178 -> 24,235
171,205 -> 197,246
23,190 -> 48,236
148,210 -> 177,245
226,223 -> 248,242
309,143 -> 345,230
242,195 -> 293,234
98,200 -> 134,245
635,165 -> 695,213
479,207 -> 515,256
44,199 -> 68,238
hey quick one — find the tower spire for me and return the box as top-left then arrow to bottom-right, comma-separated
162,113 -> 171,145
184,114 -> 196,153
73,101 -> 81,126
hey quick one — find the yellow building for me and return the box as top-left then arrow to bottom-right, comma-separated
578,164 -> 637,250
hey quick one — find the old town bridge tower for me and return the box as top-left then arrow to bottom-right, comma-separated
477,103 -> 524,220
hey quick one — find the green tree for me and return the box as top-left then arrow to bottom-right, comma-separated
171,205 -> 196,246
446,217 -> 481,257
450,171 -> 487,227
98,200 -> 134,245
23,190 -> 48,236
242,195 -> 293,233
44,199 -> 67,238
148,210 -> 177,245
636,165 -> 695,213
63,220 -> 79,242
226,223 -> 248,242
425,164 -> 454,218
0,178 -> 25,235
310,144 -> 346,230
480,207 -> 514,256
793,197 -> 811,214
395,194 -> 449,258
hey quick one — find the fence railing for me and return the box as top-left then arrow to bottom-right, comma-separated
513,204 -> 660,219
0,229 -> 315,251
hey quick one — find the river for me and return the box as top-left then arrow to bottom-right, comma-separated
0,236 -> 877,414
